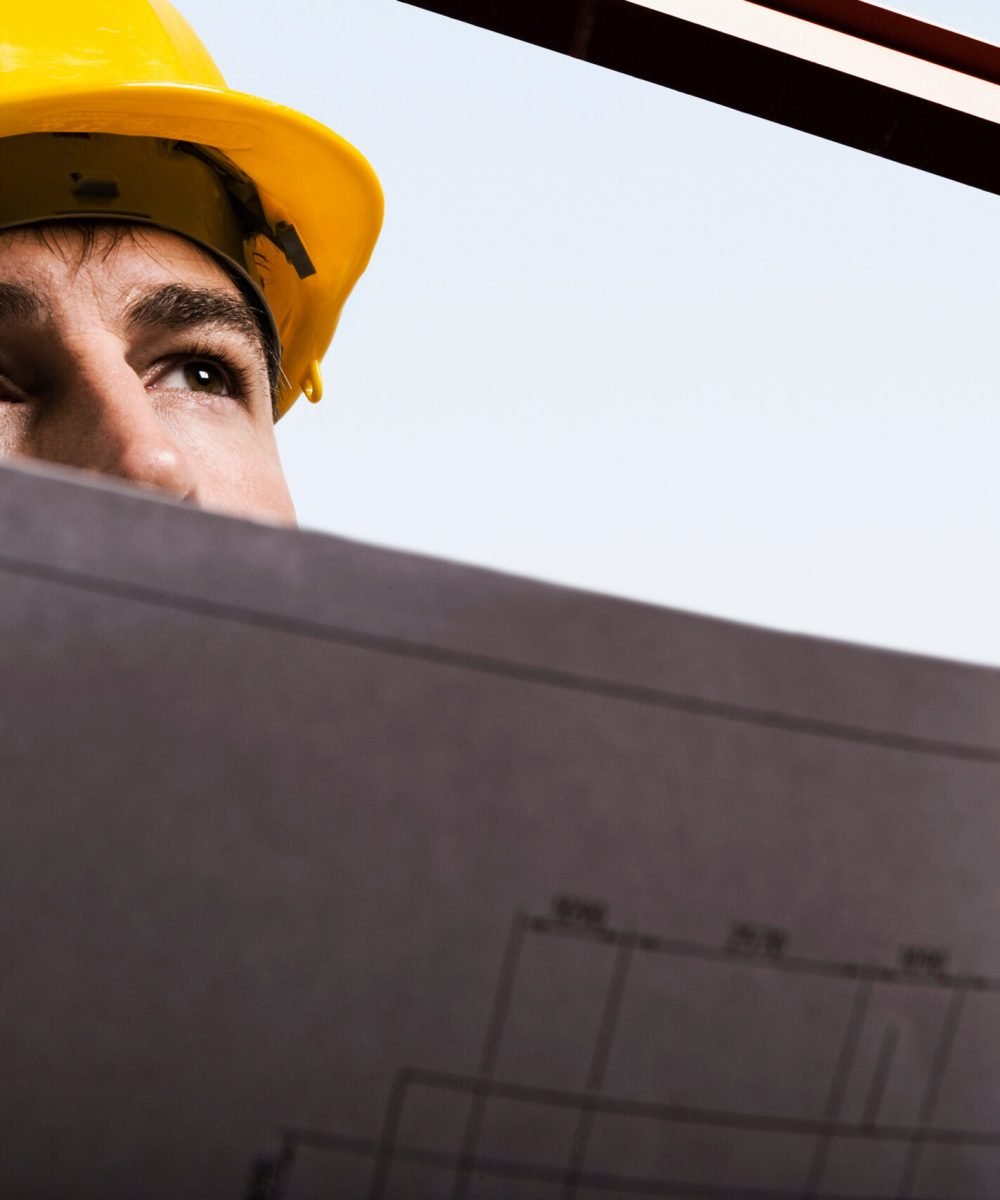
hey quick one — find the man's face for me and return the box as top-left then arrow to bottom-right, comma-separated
0,223 -> 295,523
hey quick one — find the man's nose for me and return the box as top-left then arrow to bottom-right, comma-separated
29,340 -> 198,503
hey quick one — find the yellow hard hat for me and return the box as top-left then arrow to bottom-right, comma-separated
0,0 -> 384,416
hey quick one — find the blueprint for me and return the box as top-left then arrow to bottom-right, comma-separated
1,458 -> 1000,1199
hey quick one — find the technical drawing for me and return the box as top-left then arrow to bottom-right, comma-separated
247,902 -> 1000,1199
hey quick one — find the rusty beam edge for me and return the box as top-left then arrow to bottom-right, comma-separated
746,0 -> 1000,90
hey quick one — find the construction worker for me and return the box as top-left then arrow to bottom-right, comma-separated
0,0 -> 383,522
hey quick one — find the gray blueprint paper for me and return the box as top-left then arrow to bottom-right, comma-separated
1,459 -> 1000,1200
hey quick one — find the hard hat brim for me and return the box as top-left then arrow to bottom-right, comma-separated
0,82 -> 384,414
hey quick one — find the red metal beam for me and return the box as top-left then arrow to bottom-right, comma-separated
399,0 -> 1000,200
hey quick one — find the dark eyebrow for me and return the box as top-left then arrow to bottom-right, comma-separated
0,282 -> 45,324
125,282 -> 281,419
125,283 -> 262,349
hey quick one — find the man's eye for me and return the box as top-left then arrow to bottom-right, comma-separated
156,359 -> 232,396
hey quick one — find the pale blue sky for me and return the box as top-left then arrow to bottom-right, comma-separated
187,0 -> 1000,665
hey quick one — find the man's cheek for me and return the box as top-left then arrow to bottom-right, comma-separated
184,425 -> 295,524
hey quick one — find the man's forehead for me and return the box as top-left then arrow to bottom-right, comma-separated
0,225 -> 261,346
0,223 -> 240,302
